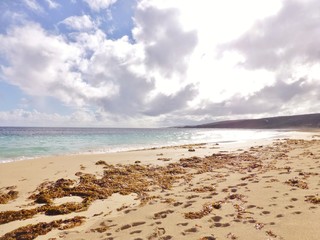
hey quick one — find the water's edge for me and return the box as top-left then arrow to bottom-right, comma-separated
0,127 -> 287,163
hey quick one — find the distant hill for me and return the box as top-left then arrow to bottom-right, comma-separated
184,113 -> 320,129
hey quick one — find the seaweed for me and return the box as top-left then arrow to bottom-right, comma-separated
285,178 -> 309,189
0,216 -> 85,240
192,186 -> 215,193
0,200 -> 90,224
0,144 -> 290,238
305,195 -> 320,204
0,208 -> 39,224
0,190 -> 18,204
184,202 -> 216,219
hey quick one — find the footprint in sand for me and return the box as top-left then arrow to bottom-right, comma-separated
211,223 -> 230,228
200,236 -> 216,240
173,201 -> 183,207
246,204 -> 256,209
237,183 -> 248,187
186,194 -> 199,199
285,205 -> 295,209
212,216 -> 223,222
150,221 -> 162,226
181,227 -> 198,235
147,227 -> 166,239
183,201 -> 195,208
114,224 -> 131,232
177,222 -> 188,226
292,211 -> 302,214
268,204 -> 277,207
132,221 -> 146,227
124,208 -> 137,214
130,230 -> 142,234
153,210 -> 174,219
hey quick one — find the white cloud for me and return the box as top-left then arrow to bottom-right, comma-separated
133,3 -> 198,78
23,0 -> 43,12
83,0 -> 117,11
0,3 -> 198,120
221,0 -> 320,72
1,0 -> 320,127
61,15 -> 96,31
45,0 -> 60,9
0,23 -> 113,107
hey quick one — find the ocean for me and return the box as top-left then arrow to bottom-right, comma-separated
0,127 -> 285,163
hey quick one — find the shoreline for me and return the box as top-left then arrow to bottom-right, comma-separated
1,130 -> 320,239
0,128 -> 302,164
0,129 -> 313,165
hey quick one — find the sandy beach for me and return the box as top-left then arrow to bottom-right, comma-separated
1,131 -> 320,240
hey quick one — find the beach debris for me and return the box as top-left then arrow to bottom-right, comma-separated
0,216 -> 85,240
0,208 -> 39,224
0,200 -> 90,224
188,148 -> 196,152
227,232 -> 238,239
227,194 -> 245,201
192,186 -> 215,193
199,236 -> 216,240
305,195 -> 320,204
95,160 -> 107,165
266,230 -> 277,238
157,158 -> 172,161
285,178 -> 308,189
0,190 -> 18,204
184,202 -> 217,219
147,227 -> 166,239
90,224 -> 110,233
2,138 -> 319,239
298,171 -> 319,179
254,223 -> 265,230
232,204 -> 248,219
284,166 -> 291,173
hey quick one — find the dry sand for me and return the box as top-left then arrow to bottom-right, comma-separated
0,131 -> 320,240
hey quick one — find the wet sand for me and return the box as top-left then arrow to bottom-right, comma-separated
0,131 -> 320,240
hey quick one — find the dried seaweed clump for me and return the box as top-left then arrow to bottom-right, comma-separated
305,195 -> 320,204
0,216 -> 85,240
192,186 -> 215,193
0,208 -> 39,224
0,200 -> 90,224
285,178 -> 308,189
184,202 -> 217,219
227,194 -> 245,201
199,237 -> 216,240
179,151 -> 259,174
0,190 -> 18,204
95,160 -> 107,165
1,162 -> 188,226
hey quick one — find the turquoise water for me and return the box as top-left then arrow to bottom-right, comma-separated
0,127 -> 284,163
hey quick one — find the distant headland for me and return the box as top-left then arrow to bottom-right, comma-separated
183,113 -> 320,129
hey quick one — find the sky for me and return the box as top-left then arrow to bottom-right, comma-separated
0,0 -> 320,127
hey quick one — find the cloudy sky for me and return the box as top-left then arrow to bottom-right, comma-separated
0,0 -> 319,127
